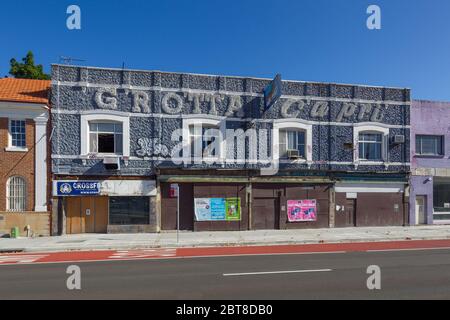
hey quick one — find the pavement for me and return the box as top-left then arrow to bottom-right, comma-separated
1,247 -> 450,299
1,225 -> 450,253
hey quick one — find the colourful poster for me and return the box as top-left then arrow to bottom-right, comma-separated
287,199 -> 317,222
194,198 -> 211,221
194,198 -> 241,221
210,198 -> 226,220
225,198 -> 241,221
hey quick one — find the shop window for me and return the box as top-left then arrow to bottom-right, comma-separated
189,124 -> 221,159
9,119 -> 26,148
433,181 -> 450,213
89,122 -> 123,154
416,135 -> 443,156
279,129 -> 306,159
109,197 -> 149,225
358,132 -> 383,161
7,176 -> 26,211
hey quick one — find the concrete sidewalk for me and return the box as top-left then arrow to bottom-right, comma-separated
1,225 -> 450,253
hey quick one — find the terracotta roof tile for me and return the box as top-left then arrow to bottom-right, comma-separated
0,78 -> 50,104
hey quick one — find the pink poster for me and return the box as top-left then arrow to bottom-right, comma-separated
287,199 -> 317,222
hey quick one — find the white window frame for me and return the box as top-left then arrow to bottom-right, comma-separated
273,120 -> 313,163
80,113 -> 130,157
182,116 -> 226,164
6,176 -> 27,212
6,118 -> 28,152
278,129 -> 307,159
354,124 -> 389,165
88,121 -> 124,155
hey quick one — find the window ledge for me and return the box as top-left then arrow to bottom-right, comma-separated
357,160 -> 386,165
5,147 -> 28,152
414,155 -> 445,159
81,154 -> 123,159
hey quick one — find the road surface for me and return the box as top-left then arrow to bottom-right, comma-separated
0,245 -> 449,299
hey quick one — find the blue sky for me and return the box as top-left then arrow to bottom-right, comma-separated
1,0 -> 450,100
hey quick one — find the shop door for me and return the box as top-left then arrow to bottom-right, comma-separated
415,196 -> 427,225
345,199 -> 356,227
66,197 -> 108,234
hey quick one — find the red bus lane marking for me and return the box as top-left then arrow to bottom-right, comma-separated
0,239 -> 450,265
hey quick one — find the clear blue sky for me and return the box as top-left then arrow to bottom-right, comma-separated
1,0 -> 450,100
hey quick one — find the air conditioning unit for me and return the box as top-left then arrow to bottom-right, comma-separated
393,135 -> 405,144
287,149 -> 300,159
103,157 -> 120,170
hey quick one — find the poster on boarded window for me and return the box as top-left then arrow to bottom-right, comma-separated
194,198 -> 212,221
194,198 -> 241,221
225,197 -> 241,221
287,199 -> 317,222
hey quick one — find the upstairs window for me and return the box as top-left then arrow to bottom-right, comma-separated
89,122 -> 123,154
359,132 -> 383,161
9,120 -> 26,148
416,135 -> 443,156
279,129 -> 306,159
189,124 -> 220,159
7,176 -> 26,211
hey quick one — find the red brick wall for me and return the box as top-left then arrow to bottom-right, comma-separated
0,117 -> 35,211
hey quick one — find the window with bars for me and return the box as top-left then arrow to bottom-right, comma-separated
89,122 -> 123,154
9,120 -> 26,148
7,176 -> 26,212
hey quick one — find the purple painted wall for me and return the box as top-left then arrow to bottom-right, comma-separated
410,100 -> 450,224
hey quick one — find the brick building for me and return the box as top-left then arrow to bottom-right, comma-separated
0,78 -> 51,236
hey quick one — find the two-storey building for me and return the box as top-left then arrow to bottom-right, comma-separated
410,100 -> 450,225
0,78 -> 51,236
51,65 -> 410,234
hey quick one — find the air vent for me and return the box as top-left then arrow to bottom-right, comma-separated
394,135 -> 405,144
287,149 -> 301,159
103,157 -> 120,170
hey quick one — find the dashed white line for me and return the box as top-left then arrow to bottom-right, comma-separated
223,269 -> 333,277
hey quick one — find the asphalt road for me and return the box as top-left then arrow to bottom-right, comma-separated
0,248 -> 449,300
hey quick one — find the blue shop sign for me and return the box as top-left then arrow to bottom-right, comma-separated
56,181 -> 101,196
263,74 -> 282,111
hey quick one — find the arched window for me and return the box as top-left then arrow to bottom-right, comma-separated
7,176 -> 26,211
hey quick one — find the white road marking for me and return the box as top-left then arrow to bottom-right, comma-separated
109,249 -> 177,259
0,254 -> 47,264
366,247 -> 450,253
223,269 -> 333,277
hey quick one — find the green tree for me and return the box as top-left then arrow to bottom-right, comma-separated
9,51 -> 50,80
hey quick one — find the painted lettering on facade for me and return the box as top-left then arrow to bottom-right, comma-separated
93,88 -> 385,122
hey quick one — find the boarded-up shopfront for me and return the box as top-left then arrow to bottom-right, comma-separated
54,179 -> 157,234
161,178 -> 333,231
334,183 -> 407,227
